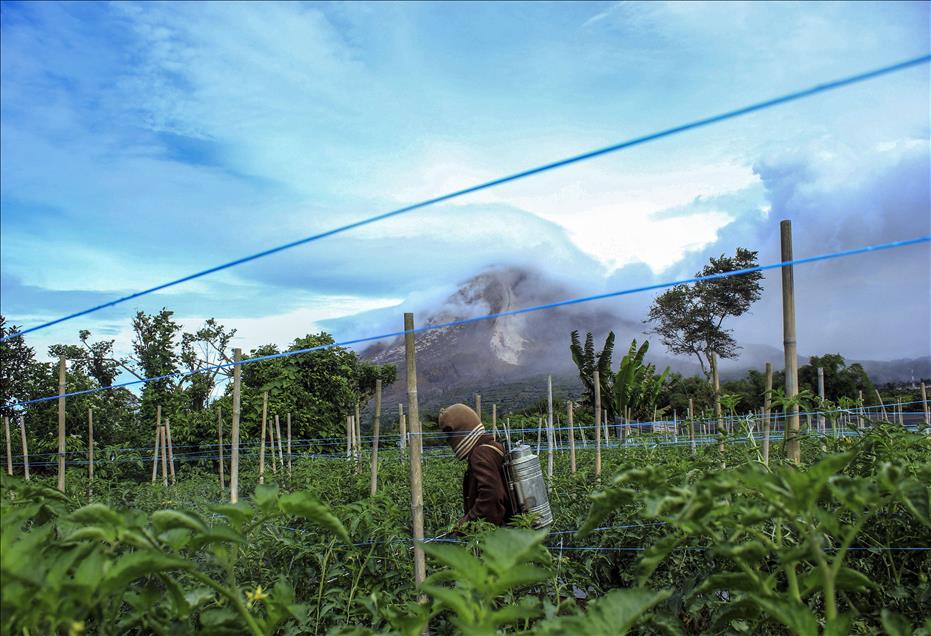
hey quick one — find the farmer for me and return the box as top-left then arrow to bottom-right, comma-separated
439,403 -> 513,527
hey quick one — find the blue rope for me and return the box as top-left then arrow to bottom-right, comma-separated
3,54 -> 928,343
10,234 -> 930,408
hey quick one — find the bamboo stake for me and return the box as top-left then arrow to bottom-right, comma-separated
546,375 -> 554,480
87,408 -> 94,484
594,369 -> 602,479
567,401 -> 576,474
230,348 -> 242,504
347,415 -> 353,458
399,404 -> 406,450
259,391 -> 268,484
275,414 -> 284,466
151,405 -> 162,483
160,425 -> 168,487
3,416 -> 11,476
875,389 -> 888,421
475,394 -> 481,424
712,352 -> 724,460
18,415 -> 29,480
287,413 -> 292,476
763,362 -> 773,467
536,417 -> 543,454
817,367 -> 826,435
897,401 -> 904,427
688,398 -> 696,457
922,383 -> 930,431
355,401 -> 362,458
218,407 -> 225,491
268,419 -> 277,474
370,379 -> 382,496
491,403 -> 497,440
57,354 -> 66,492
165,418 -> 176,484
403,312 -> 427,593
780,220 -> 801,463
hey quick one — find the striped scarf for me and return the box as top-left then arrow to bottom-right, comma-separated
454,423 -> 486,460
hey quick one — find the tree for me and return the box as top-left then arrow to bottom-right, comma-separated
611,339 -> 670,422
0,316 -> 35,417
569,330 -> 614,414
646,248 -> 763,378
799,354 -> 875,404
180,318 -> 237,410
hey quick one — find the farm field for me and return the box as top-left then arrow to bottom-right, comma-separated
3,421 -> 929,635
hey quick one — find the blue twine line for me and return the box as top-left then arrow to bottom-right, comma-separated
10,234 -> 930,408
3,53 -> 928,343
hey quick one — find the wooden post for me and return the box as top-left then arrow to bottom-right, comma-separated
567,401 -> 576,474
546,375 -> 554,480
475,393 -> 482,424
780,220 -> 801,464
763,362 -> 773,467
230,348 -> 242,504
593,370 -> 602,479
57,354 -> 66,492
159,425 -> 168,487
922,383 -> 930,431
151,405 -> 162,483
259,391 -> 268,484
399,404 -> 406,450
3,416 -> 11,476
875,389 -> 888,421
491,403 -> 497,440
87,409 -> 94,483
355,401 -> 362,458
287,413 -> 292,476
817,367 -> 826,435
275,414 -> 284,466
218,406 -> 225,491
347,415 -> 353,458
18,415 -> 29,480
711,352 -> 724,458
165,418 -> 176,484
404,313 -> 427,592
536,417 -> 543,454
370,379 -> 383,496
688,398 -> 696,456
268,419 -> 277,474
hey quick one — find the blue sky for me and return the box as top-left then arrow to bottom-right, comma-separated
1,1 -> 929,366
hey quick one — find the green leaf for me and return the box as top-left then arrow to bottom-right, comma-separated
420,542 -> 486,587
881,609 -> 914,636
535,588 -> 670,636
278,491 -> 349,542
69,503 -> 124,527
900,478 -> 931,528
420,583 -> 473,621
152,510 -> 209,535
103,551 -> 190,592
488,564 -> 549,595
749,595 -> 818,636
253,484 -> 280,512
208,503 -> 254,527
481,528 -> 550,574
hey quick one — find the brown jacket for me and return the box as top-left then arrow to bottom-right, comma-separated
460,435 -> 513,526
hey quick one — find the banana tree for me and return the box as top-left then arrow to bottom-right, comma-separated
612,339 -> 670,432
569,330 -> 615,415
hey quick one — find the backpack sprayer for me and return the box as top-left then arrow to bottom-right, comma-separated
501,422 -> 553,529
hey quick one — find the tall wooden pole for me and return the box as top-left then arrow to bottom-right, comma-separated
875,389 -> 888,421
87,409 -> 94,483
159,425 -> 168,487
763,362 -> 773,467
370,379 -> 383,496
567,401 -> 576,474
781,220 -> 801,464
151,406 -> 161,483
287,413 -> 293,475
218,406 -> 225,491
398,404 -> 406,450
922,383 -> 930,431
688,398 -> 696,456
817,367 -> 826,435
404,313 -> 427,591
259,391 -> 268,484
546,375 -> 554,480
593,370 -> 602,479
165,418 -> 176,484
230,348 -> 242,504
275,414 -> 284,466
18,415 -> 29,480
57,354 -> 66,492
355,402 -> 362,458
711,352 -> 724,458
347,415 -> 353,458
491,404 -> 497,440
475,394 -> 482,424
3,416 -> 11,476
268,419 -> 277,474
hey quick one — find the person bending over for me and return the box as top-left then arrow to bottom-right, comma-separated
439,403 -> 513,527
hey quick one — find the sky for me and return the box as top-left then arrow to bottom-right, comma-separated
1,1 -> 929,374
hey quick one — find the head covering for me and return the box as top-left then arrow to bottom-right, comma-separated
438,403 -> 486,460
